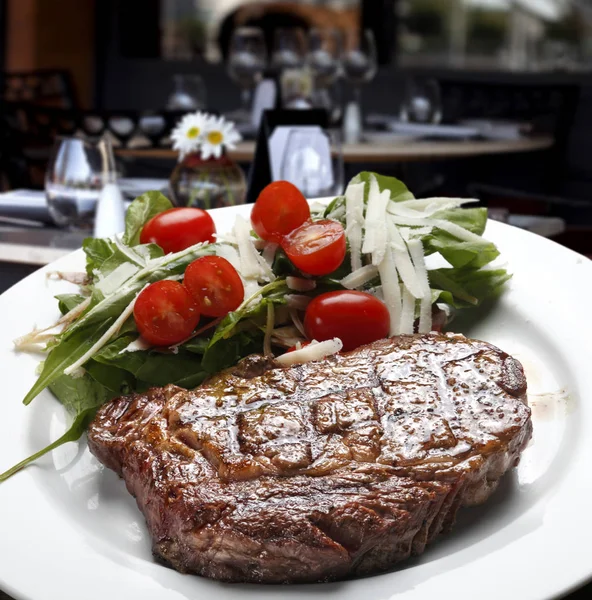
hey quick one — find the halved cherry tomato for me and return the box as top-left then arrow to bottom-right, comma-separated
134,280 -> 200,346
140,207 -> 216,254
281,219 -> 346,276
184,256 -> 244,318
304,291 -> 389,352
251,181 -> 310,243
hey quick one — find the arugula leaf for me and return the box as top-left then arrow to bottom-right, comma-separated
56,293 -> 87,316
83,238 -> 116,277
429,267 -> 512,308
350,171 -> 415,203
123,191 -> 173,246
85,360 -> 135,395
0,372 -> 113,482
202,329 -> 265,373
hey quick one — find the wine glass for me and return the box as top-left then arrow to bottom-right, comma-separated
341,29 -> 377,106
280,129 -> 344,198
227,27 -> 267,119
400,78 -> 442,124
45,137 -> 116,230
166,74 -> 207,110
272,28 -> 307,72
307,28 -> 341,111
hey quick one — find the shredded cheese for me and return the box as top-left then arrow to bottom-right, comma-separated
378,248 -> 402,336
95,262 -> 140,296
362,175 -> 391,266
276,338 -> 343,366
408,239 -> 433,333
341,264 -> 379,290
399,288 -> 416,335
234,215 -> 275,281
344,181 -> 365,271
387,219 -> 423,299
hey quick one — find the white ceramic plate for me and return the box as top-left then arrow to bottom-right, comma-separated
1,203 -> 591,600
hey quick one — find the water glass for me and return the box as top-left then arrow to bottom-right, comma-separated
166,74 -> 207,110
272,28 -> 307,72
227,27 -> 267,116
400,78 -> 442,124
308,28 -> 341,111
280,129 -> 343,198
341,29 -> 377,103
45,137 -> 116,230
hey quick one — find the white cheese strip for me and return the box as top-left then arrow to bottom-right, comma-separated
390,197 -> 477,215
262,242 -> 279,267
387,219 -> 423,299
95,262 -> 140,296
276,338 -> 343,366
215,244 -> 241,270
234,215 -> 275,281
344,181 -> 366,271
378,247 -> 402,336
399,287 -> 416,335
408,239 -> 433,333
362,175 -> 391,266
64,289 -> 142,376
390,215 -> 485,244
119,336 -> 152,354
341,264 -> 379,289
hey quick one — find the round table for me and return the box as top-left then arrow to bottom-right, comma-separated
115,136 -> 554,163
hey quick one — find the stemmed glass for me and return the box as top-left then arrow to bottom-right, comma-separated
272,28 -> 307,72
45,137 -> 116,230
227,27 -> 267,118
341,29 -> 378,106
307,28 -> 341,110
400,78 -> 442,124
280,129 -> 344,198
166,74 -> 207,110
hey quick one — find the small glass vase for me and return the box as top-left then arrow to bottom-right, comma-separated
169,151 -> 247,209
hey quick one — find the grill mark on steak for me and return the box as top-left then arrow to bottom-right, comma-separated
88,333 -> 532,583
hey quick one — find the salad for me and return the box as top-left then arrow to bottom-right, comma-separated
0,172 -> 510,481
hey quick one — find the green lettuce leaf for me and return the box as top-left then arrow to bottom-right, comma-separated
55,293 -> 87,316
0,372 -> 114,482
429,267 -> 512,308
122,191 -> 173,246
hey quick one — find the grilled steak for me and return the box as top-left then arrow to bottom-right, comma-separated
88,333 -> 532,583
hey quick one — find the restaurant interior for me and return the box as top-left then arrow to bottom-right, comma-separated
0,1 -> 591,597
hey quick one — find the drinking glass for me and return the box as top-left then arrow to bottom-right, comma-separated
272,28 -> 307,72
227,27 -> 267,117
45,137 -> 116,230
307,28 -> 341,110
166,74 -> 207,110
400,78 -> 442,124
341,29 -> 377,105
280,129 -> 344,198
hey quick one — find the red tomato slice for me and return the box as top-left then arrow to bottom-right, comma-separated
140,207 -> 216,254
281,219 -> 346,276
251,181 -> 310,243
184,256 -> 245,318
304,291 -> 390,352
134,280 -> 200,346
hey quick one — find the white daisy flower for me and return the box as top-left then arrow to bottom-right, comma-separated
201,116 -> 242,160
171,112 -> 208,160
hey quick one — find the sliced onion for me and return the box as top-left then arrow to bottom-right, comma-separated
286,294 -> 311,311
286,276 -> 316,292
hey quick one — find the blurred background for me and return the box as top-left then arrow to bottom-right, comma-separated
0,0 -> 592,292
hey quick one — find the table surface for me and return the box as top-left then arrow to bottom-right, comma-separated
116,135 -> 554,163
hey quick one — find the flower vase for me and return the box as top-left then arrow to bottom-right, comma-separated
169,152 -> 247,210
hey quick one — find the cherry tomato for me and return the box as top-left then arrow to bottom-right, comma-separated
281,219 -> 346,276
251,181 -> 310,243
184,256 -> 244,318
304,291 -> 390,352
134,280 -> 200,346
140,208 -> 216,254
